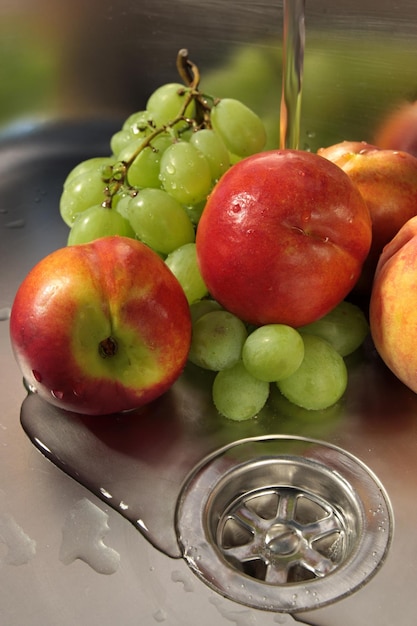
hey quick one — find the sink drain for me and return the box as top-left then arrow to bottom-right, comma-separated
175,436 -> 393,612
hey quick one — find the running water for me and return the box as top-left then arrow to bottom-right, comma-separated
280,0 -> 306,149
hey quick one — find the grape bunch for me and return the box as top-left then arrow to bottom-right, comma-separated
188,299 -> 369,421
59,49 -> 370,422
60,49 -> 266,259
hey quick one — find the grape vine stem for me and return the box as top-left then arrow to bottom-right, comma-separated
101,49 -> 215,207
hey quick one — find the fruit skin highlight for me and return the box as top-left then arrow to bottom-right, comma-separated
370,216 -> 417,395
10,236 -> 191,416
196,149 -> 372,327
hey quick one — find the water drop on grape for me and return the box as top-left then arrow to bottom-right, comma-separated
51,389 -> 64,400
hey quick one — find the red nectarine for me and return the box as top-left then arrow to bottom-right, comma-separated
196,149 -> 372,327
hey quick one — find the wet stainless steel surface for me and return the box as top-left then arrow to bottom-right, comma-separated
2,1 -> 417,624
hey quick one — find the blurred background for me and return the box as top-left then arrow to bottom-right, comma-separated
1,0 -> 417,152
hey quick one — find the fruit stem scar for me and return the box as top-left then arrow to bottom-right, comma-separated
99,336 -> 118,358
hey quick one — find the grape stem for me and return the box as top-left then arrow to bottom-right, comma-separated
176,48 -> 200,90
101,49 -> 216,206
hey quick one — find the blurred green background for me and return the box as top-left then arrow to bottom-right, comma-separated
1,0 -> 417,152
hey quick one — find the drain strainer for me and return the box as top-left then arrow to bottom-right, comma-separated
175,436 -> 393,612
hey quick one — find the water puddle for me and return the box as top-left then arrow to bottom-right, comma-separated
59,497 -> 120,575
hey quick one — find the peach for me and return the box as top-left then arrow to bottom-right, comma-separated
319,140 -> 417,294
370,215 -> 417,394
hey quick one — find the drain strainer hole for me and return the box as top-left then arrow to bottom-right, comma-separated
216,486 -> 349,586
176,436 -> 393,613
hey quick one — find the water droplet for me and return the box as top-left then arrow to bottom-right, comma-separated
0,513 -> 36,565
23,378 -> 38,394
171,569 -> 194,592
274,615 -> 291,624
0,307 -> 11,321
166,164 -> 175,175
32,370 -> 42,383
153,609 -> 167,623
59,498 -> 120,575
5,219 -> 25,229
209,596 -> 254,625
51,389 -> 64,400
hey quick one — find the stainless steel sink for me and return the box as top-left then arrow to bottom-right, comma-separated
1,2 -> 417,624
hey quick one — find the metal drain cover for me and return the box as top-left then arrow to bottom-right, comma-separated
175,436 -> 393,612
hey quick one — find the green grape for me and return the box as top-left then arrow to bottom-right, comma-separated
165,243 -> 208,304
116,135 -> 148,164
67,204 -> 135,245
146,82 -> 196,128
210,98 -> 267,157
188,310 -> 248,371
189,299 -> 223,324
184,200 -> 206,226
269,385 -> 342,426
127,188 -> 195,255
60,167 -> 109,227
277,334 -> 348,411
298,300 -> 369,357
242,324 -> 305,382
122,109 -> 155,135
212,360 -> 270,421
113,192 -> 132,218
177,126 -> 194,142
189,129 -> 230,181
63,157 -> 114,188
110,129 -> 135,157
159,141 -> 212,205
229,153 -> 244,165
127,133 -> 173,189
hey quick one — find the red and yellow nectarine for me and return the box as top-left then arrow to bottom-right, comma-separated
10,236 -> 191,415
